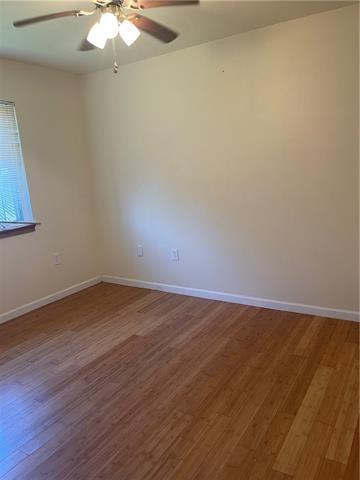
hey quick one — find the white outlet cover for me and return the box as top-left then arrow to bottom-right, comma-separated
137,245 -> 144,257
53,252 -> 61,265
171,248 -> 179,261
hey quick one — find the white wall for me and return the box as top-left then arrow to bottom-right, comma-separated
0,59 -> 99,315
82,5 -> 359,313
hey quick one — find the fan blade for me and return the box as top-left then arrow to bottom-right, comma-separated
135,0 -> 199,9
129,15 -> 178,43
78,38 -> 97,51
13,10 -> 92,28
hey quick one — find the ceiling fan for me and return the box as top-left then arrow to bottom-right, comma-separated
13,0 -> 199,72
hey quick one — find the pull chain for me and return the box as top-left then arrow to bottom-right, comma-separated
111,38 -> 119,74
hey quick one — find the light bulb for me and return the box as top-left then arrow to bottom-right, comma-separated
100,12 -> 119,39
119,20 -> 140,46
87,22 -> 107,49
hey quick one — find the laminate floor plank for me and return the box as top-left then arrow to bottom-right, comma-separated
0,283 -> 358,480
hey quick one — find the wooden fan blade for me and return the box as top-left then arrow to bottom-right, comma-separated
13,10 -> 91,28
130,15 -> 178,43
78,38 -> 97,51
135,0 -> 199,9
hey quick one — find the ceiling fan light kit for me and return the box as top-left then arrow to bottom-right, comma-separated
13,0 -> 199,73
99,11 -> 120,39
86,9 -> 141,48
119,19 -> 141,46
87,22 -> 108,48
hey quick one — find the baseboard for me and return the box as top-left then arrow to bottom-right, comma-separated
0,276 -> 102,325
1,274 -> 357,325
102,275 -> 359,322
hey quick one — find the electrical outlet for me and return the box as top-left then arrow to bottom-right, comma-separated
53,252 -> 62,266
137,245 -> 144,257
171,248 -> 179,262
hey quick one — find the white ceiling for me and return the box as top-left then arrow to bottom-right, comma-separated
0,0 -> 354,74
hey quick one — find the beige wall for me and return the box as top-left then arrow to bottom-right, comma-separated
0,59 -> 99,315
83,5 -> 359,312
0,6 -> 358,318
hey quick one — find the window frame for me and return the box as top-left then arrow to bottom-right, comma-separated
0,100 -> 37,238
0,222 -> 37,239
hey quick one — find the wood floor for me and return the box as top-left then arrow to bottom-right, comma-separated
0,283 -> 358,480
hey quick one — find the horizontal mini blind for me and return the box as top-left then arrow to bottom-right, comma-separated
0,101 -> 33,222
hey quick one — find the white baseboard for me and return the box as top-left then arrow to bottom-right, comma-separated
102,275 -> 359,322
0,277 -> 102,325
1,274 -> 358,325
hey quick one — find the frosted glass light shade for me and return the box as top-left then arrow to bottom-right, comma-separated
100,12 -> 119,39
119,20 -> 141,46
87,22 -> 107,49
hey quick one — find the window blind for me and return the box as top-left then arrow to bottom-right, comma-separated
0,101 -> 33,222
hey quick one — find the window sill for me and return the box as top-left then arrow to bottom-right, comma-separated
0,222 -> 38,239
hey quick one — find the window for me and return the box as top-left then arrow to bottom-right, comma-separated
0,101 -> 35,237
